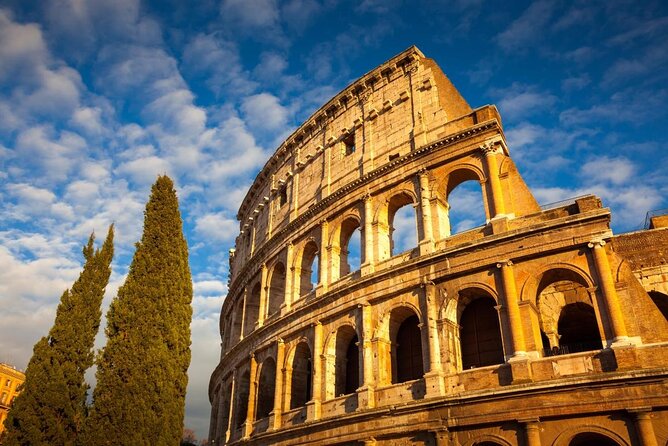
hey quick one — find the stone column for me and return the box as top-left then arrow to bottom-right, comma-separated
422,282 -> 445,397
418,170 -> 435,254
319,220 -> 329,293
239,287 -> 247,340
589,240 -> 630,345
258,263 -> 268,327
522,419 -> 542,446
243,354 -> 258,438
284,242 -> 294,312
307,322 -> 323,421
225,370 -> 237,443
358,303 -> 376,408
362,194 -> 375,273
630,408 -> 658,446
496,261 -> 527,358
480,142 -> 506,218
270,339 -> 285,431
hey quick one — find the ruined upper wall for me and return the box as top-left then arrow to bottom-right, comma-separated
232,46 -> 477,272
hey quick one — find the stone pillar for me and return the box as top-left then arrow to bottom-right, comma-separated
239,287 -> 247,340
243,354 -> 258,438
307,322 -> 323,421
258,263 -> 268,327
497,260 -> 527,358
522,419 -> 542,446
422,282 -> 445,397
630,408 -> 658,446
284,242 -> 294,312
418,170 -> 435,254
225,370 -> 237,443
270,339 -> 285,431
433,428 -> 449,446
362,194 -> 375,273
589,240 -> 630,345
480,142 -> 506,218
358,303 -> 376,408
319,220 -> 329,292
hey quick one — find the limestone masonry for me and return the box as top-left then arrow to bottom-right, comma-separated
208,47 -> 668,446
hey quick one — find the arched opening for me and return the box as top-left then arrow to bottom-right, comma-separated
460,297 -> 504,369
267,262 -> 285,318
340,217 -> 362,276
536,268 -> 602,355
558,303 -> 603,353
290,342 -> 312,409
299,241 -> 319,297
390,308 -> 424,384
335,326 -> 359,396
475,443 -> 504,446
255,358 -> 276,421
446,179 -> 486,234
244,283 -> 261,336
388,193 -> 417,256
649,291 -> 668,321
569,432 -> 620,446
219,381 -> 232,438
234,370 -> 250,429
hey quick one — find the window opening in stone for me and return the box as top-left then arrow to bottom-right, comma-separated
300,241 -> 319,297
649,291 -> 668,321
343,132 -> 355,155
255,358 -> 276,420
557,302 -> 603,354
219,382 -> 232,441
340,218 -> 362,276
244,283 -> 261,337
393,314 -> 424,383
460,297 -> 504,369
335,326 -> 359,396
267,262 -> 286,318
569,433 -> 620,446
231,299 -> 244,344
389,201 -> 417,256
234,371 -> 250,429
446,179 -> 486,235
279,187 -> 287,207
290,342 -> 312,409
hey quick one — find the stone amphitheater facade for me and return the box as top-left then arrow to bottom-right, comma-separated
208,47 -> 668,446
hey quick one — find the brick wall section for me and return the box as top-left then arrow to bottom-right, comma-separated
611,227 -> 668,270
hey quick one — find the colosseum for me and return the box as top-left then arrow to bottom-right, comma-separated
208,46 -> 668,446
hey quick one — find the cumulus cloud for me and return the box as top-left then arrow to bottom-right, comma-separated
491,83 -> 557,121
241,93 -> 289,131
580,156 -> 635,185
194,213 -> 239,243
496,0 -> 556,51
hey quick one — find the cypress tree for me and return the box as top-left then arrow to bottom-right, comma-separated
83,176 -> 193,446
3,227 -> 114,446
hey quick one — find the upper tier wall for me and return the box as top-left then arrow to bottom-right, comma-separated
231,47 -> 474,280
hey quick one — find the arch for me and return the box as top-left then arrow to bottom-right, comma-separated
388,192 -> 418,256
446,179 -> 487,234
219,380 -> 232,441
389,306 -> 424,383
443,165 -> 485,197
267,262 -> 286,318
339,216 -> 362,276
461,434 -> 513,446
334,325 -> 360,396
244,282 -> 261,337
520,263 -> 595,305
255,357 -> 276,420
299,240 -> 319,297
233,370 -> 250,429
459,295 -> 504,369
553,425 -> 629,446
649,291 -> 668,321
290,342 -> 312,409
231,298 -> 244,344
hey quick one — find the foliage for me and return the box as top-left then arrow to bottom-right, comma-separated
83,176 -> 193,446
2,228 -> 114,446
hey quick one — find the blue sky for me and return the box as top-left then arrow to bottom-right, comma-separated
1,0 -> 667,440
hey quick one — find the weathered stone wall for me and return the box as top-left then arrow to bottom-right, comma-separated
209,47 -> 668,446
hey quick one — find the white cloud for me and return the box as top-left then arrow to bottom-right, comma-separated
194,213 -> 238,243
580,156 -> 635,185
220,0 -> 280,30
241,93 -> 289,131
116,156 -> 172,185
496,0 -> 555,51
492,83 -> 557,121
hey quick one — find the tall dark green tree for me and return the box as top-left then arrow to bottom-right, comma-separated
3,226 -> 114,446
83,176 -> 193,446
